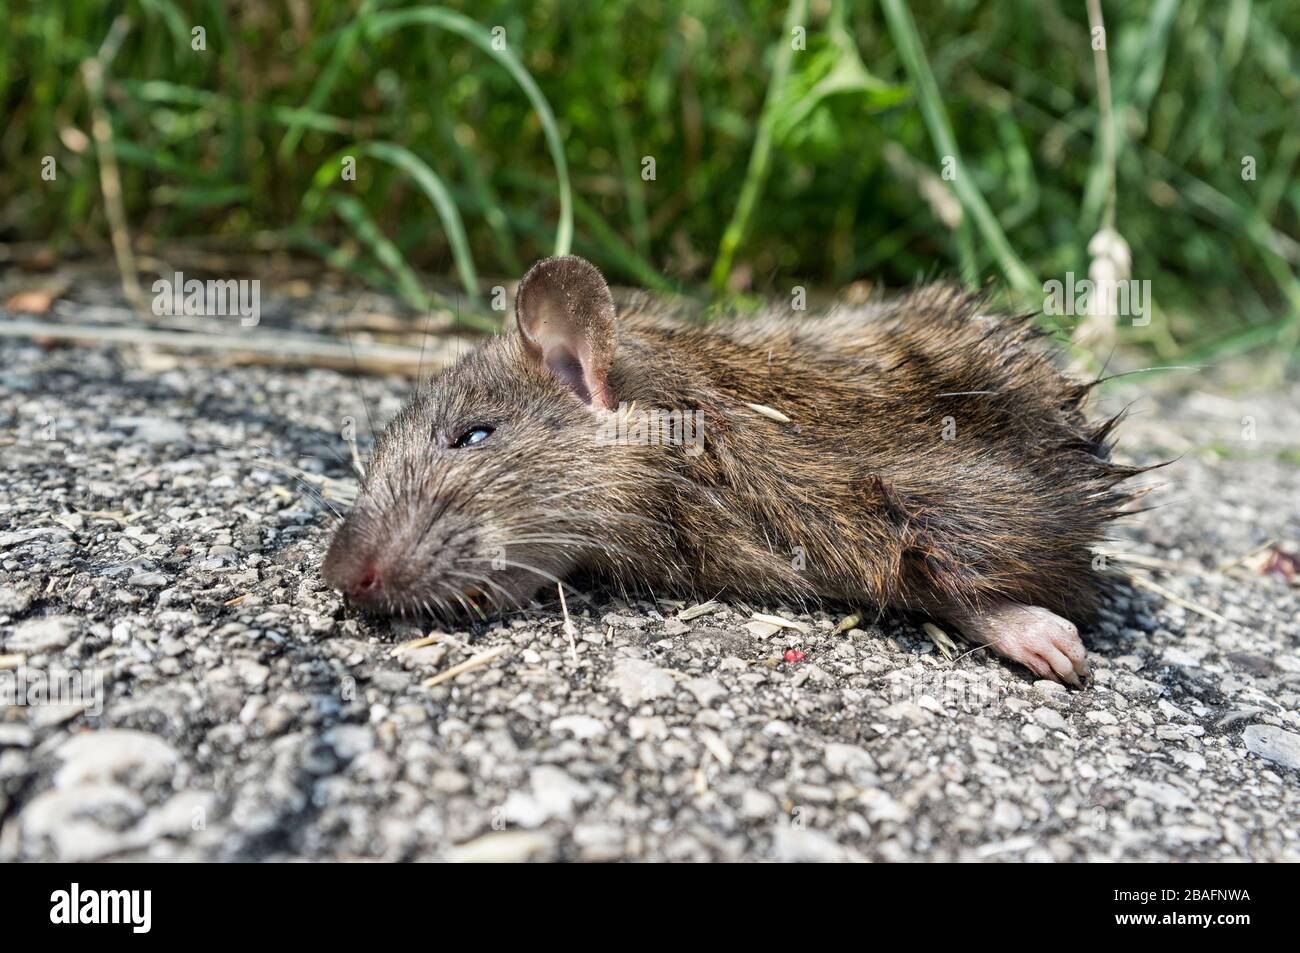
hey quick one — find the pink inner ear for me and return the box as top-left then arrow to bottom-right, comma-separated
544,345 -> 611,410
515,258 -> 617,410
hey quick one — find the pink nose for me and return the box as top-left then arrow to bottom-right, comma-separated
346,564 -> 383,601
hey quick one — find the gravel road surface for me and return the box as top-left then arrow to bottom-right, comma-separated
2,282 -> 1298,862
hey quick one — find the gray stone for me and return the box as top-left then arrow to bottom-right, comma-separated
608,657 -> 676,707
6,616 -> 76,653
823,743 -> 877,779
502,766 -> 591,827
446,831 -> 555,863
1032,707 -> 1069,732
1243,725 -> 1300,772
740,789 -> 778,820
54,730 -> 179,787
771,826 -> 852,862
324,724 -> 375,760
0,586 -> 33,616
128,572 -> 169,588
684,677 -> 727,707
550,714 -> 607,740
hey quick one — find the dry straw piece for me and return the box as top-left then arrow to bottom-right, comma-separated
557,583 -> 578,664
1126,574 -> 1231,627
678,600 -> 721,621
743,402 -> 792,424
421,644 -> 511,689
751,612 -> 810,634
922,621 -> 960,660
390,634 -> 443,657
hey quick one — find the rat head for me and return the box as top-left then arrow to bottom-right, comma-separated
323,255 -> 655,617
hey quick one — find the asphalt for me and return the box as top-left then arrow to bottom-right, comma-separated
1,282 -> 1298,862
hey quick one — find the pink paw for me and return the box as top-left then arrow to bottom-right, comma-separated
947,603 -> 1090,687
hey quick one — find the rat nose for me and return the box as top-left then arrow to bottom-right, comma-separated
345,563 -> 384,601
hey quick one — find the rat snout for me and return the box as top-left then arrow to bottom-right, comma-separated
321,541 -> 390,607
321,506 -> 414,610
328,556 -> 385,603
321,491 -> 478,616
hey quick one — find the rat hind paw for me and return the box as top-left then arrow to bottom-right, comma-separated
945,602 -> 1089,687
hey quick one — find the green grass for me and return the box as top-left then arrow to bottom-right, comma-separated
2,0 -> 1298,357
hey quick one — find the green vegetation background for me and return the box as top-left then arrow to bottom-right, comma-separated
3,0 -> 1298,360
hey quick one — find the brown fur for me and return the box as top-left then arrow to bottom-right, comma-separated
323,258 -> 1141,627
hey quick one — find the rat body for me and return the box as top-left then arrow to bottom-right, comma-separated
324,256 -> 1141,685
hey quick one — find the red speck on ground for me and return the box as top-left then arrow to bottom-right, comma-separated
783,648 -> 805,664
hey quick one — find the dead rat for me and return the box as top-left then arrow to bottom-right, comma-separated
323,255 -> 1144,685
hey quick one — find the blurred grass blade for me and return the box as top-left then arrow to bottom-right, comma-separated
365,6 -> 572,257
120,79 -> 355,133
153,183 -> 252,209
880,0 -> 1038,299
437,114 -> 521,275
709,0 -> 808,296
329,193 -> 432,311
286,228 -> 393,290
299,142 -> 489,318
278,0 -> 378,161
1125,0 -> 1179,133
1082,0 -> 1176,228
769,1 -> 908,144
136,0 -> 190,48
112,138 -> 223,180
356,141 -> 481,307
502,169 -> 674,293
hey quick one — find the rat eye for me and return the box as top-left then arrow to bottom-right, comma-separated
451,425 -> 494,449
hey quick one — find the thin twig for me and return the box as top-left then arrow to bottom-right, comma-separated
1126,573 -> 1231,626
0,319 -> 446,375
1111,552 -> 1199,573
1215,538 -> 1277,574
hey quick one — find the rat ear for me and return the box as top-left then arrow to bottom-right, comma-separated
515,255 -> 617,410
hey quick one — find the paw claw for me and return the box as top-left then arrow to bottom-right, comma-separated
947,602 -> 1089,687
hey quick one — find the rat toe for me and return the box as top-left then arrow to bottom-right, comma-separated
945,600 -> 1088,687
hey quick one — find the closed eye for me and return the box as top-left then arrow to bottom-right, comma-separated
451,425 -> 494,449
